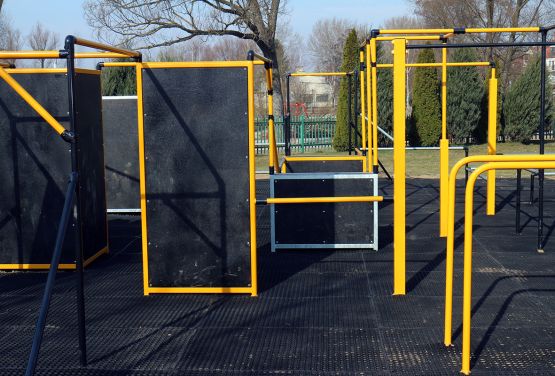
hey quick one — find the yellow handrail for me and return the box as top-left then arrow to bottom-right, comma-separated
266,196 -> 383,204
289,72 -> 351,77
459,160 -> 555,375
444,154 -> 555,348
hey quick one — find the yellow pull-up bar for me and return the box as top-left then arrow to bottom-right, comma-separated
377,27 -> 540,35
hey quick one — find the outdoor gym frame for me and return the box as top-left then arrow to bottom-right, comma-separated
284,71 -> 362,160
372,26 -> 554,296
0,37 -> 140,375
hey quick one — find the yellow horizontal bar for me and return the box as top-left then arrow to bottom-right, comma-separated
102,62 -> 139,68
73,36 -> 140,57
267,196 -> 383,204
376,35 -> 443,41
141,61 -> 251,69
0,263 -> 76,270
0,246 -> 108,270
378,62 -> 492,69
290,72 -> 350,77
465,27 -> 540,33
0,51 -> 134,59
408,62 -> 491,67
76,52 -> 133,59
380,29 -> 454,34
284,156 -> 365,162
147,287 -> 254,294
379,27 -> 540,35
5,68 -> 100,75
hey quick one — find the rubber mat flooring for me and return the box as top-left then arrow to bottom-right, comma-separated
0,178 -> 553,375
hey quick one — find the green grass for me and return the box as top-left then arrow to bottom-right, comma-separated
256,142 -> 555,178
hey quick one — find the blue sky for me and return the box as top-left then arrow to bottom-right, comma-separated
4,0 -> 412,45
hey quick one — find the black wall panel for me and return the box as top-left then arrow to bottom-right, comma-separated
0,71 -> 107,266
102,97 -> 139,210
142,67 -> 251,288
284,159 -> 363,173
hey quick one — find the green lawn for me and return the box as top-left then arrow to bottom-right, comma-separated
256,142 -> 555,178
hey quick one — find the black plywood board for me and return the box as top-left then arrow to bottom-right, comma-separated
74,73 -> 109,261
272,175 -> 374,246
102,97 -> 139,210
284,159 -> 363,173
0,71 -> 107,265
142,67 -> 251,288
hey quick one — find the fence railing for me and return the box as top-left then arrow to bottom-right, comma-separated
255,115 -> 336,154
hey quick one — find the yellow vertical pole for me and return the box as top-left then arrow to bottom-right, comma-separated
366,41 -> 373,170
247,61 -> 258,296
440,43 -> 449,237
359,48 -> 367,166
370,37 -> 379,172
461,169 -> 479,375
266,67 -> 279,173
393,38 -> 406,295
487,67 -> 498,215
136,63 -> 150,296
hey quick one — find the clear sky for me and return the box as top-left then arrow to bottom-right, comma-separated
4,0 -> 412,47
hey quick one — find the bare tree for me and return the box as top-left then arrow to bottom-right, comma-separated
409,0 -> 555,88
307,18 -> 366,100
84,0 -> 288,112
27,22 -> 59,68
0,14 -> 22,66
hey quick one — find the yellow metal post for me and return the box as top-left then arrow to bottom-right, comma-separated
366,42 -> 373,168
266,67 -> 279,173
487,68 -> 498,215
370,37 -> 379,172
440,42 -> 449,236
392,38 -> 406,295
359,49 -> 367,164
136,63 -> 150,296
247,60 -> 258,297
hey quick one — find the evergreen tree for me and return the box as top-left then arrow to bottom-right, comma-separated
101,59 -> 136,96
333,29 -> 358,151
505,57 -> 554,143
411,49 -> 441,146
447,48 -> 484,143
377,43 -> 393,146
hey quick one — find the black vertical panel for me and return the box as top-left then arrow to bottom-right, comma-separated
102,97 -> 139,210
142,67 -> 251,288
74,72 -> 108,260
0,71 -> 107,265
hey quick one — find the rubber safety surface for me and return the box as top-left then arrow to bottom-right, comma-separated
0,178 -> 553,375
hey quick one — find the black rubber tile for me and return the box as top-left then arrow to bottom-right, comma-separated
179,327 -> 387,374
260,270 -> 372,298
197,296 -> 378,329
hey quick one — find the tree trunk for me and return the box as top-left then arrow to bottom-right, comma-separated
258,43 -> 284,117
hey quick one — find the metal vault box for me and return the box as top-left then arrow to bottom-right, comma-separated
270,172 -> 378,251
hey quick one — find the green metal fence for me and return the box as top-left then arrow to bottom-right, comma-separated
255,115 -> 336,154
